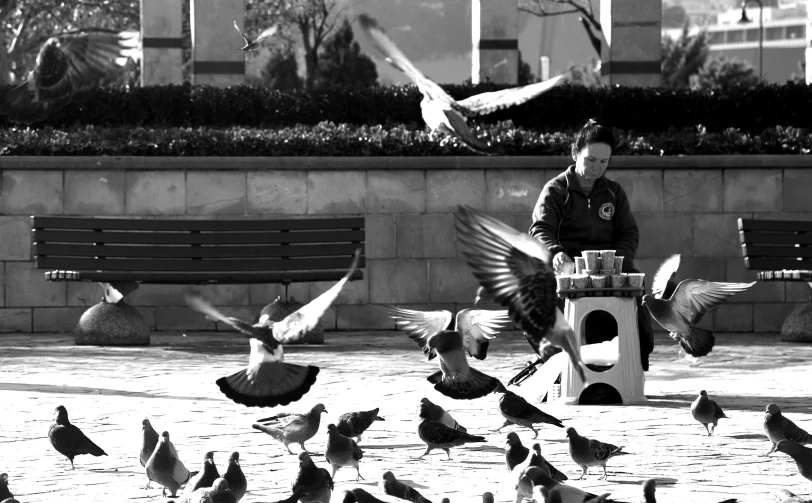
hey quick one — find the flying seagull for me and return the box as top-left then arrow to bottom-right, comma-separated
233,20 -> 279,52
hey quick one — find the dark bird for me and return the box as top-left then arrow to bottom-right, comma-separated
380,471 -> 433,503
390,307 -> 510,399
516,466 -> 613,503
642,254 -> 755,358
482,493 -> 494,503
171,477 -> 237,503
325,424 -> 365,481
764,403 -> 810,456
775,440 -> 812,482
140,418 -> 194,490
252,403 -> 328,454
188,451 -> 220,492
270,487 -> 310,503
505,432 -> 530,471
494,383 -> 564,438
343,488 -> 389,503
357,13 -> 573,153
232,20 -> 279,52
454,205 -> 588,384
185,249 -> 361,407
530,443 -> 568,482
336,408 -> 385,443
418,398 -> 467,432
691,390 -> 728,436
642,479 -> 656,503
565,427 -> 629,481
223,452 -> 247,501
292,452 -> 334,503
146,431 -> 183,498
0,473 -> 13,502
417,404 -> 486,459
0,30 -> 140,124
48,405 -> 107,469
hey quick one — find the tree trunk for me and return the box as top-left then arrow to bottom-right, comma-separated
299,20 -> 317,90
0,44 -> 14,85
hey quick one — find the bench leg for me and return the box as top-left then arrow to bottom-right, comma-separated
99,281 -> 140,304
781,284 -> 812,343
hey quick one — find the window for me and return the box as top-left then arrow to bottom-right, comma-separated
786,25 -> 804,39
765,27 -> 784,40
708,31 -> 725,44
727,30 -> 745,43
746,28 -> 760,41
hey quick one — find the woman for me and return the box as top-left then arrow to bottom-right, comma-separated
529,119 -> 654,372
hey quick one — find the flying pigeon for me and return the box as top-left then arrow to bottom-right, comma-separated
380,471 -> 433,503
775,440 -> 812,482
336,408 -> 385,443
417,405 -> 486,459
390,307 -> 510,399
0,30 -> 140,124
691,390 -> 728,436
140,419 -> 195,490
185,248 -> 361,407
0,474 -> 12,502
505,432 -> 530,471
418,398 -> 467,432
145,431 -> 184,498
223,452 -> 247,501
565,427 -> 629,480
233,20 -> 279,52
48,405 -> 107,470
291,452 -> 334,503
187,451 -> 220,492
454,205 -> 588,383
642,254 -> 755,358
764,403 -> 810,456
171,477 -> 237,503
325,424 -> 365,481
252,403 -> 328,454
357,13 -> 573,153
494,383 -> 564,438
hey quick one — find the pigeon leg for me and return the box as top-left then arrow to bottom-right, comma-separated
763,443 -> 777,457
599,466 -> 608,480
443,448 -> 452,460
494,420 -> 511,433
703,424 -> 711,436
418,446 -> 432,458
356,435 -> 363,443
710,424 -> 716,436
142,479 -> 153,490
530,426 -> 539,439
299,443 -> 314,455
577,465 -> 588,480
355,468 -> 365,481
70,458 -> 75,470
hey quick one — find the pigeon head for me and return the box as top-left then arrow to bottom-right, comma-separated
327,423 -> 338,434
0,473 -> 7,483
298,451 -> 313,465
312,403 -> 328,415
775,439 -> 803,458
228,451 -> 240,463
441,498 -> 451,503
342,490 -> 357,503
211,478 -> 230,492
141,418 -> 151,427
564,426 -> 577,438
532,443 -> 542,455
766,403 -> 781,416
699,390 -> 708,397
204,451 -> 216,462
505,432 -> 520,447
381,471 -> 395,482
54,405 -> 68,422
161,431 -> 170,441
418,398 -> 436,420
482,492 -> 494,503
642,479 -> 656,502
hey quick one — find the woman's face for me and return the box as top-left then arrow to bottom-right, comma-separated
572,142 -> 612,183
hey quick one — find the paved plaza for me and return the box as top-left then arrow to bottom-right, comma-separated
2,330 -> 811,503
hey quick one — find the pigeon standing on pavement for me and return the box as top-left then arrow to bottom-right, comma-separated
516,466 -> 611,503
48,405 -> 107,470
691,390 -> 728,436
292,452 -> 334,503
171,477 -> 237,503
140,419 -> 195,490
764,404 -> 810,456
187,451 -> 220,492
454,205 -> 588,384
232,20 -> 278,52
530,443 -> 568,482
390,307 -> 511,399
380,471 -> 433,503
185,249 -> 361,408
325,424 -> 365,481
336,408 -> 385,443
0,31 -> 141,124
419,398 -> 467,432
505,433 -> 530,471
0,473 -> 13,502
641,479 -> 656,503
565,427 -> 629,480
642,254 -> 755,358
417,403 -> 486,459
270,487 -> 310,503
145,431 -> 183,498
775,440 -> 812,482
494,383 -> 564,438
223,452 -> 247,501
482,493 -> 494,503
252,403 -> 328,454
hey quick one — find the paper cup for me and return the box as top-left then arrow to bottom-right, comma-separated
574,257 -> 586,274
572,274 -> 590,289
600,250 -> 616,270
560,261 -> 575,275
614,256 -> 624,273
583,269 -> 597,278
611,274 -> 627,288
627,273 -> 645,288
590,275 -> 607,289
600,268 -> 614,276
582,250 -> 600,271
556,275 -> 573,290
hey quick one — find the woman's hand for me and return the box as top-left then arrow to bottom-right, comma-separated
553,251 -> 573,273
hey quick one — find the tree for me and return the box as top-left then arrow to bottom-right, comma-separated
690,56 -> 760,89
518,0 -> 605,58
662,4 -> 688,29
661,23 -> 709,89
261,49 -> 302,90
314,18 -> 377,88
518,50 -> 536,85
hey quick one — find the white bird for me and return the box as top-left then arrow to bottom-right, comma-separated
233,20 -> 279,51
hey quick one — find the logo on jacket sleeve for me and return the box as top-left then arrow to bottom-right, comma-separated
598,202 -> 615,220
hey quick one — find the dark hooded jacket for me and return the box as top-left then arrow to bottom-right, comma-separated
529,165 -> 639,272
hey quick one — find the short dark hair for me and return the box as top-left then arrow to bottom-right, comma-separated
572,118 -> 615,153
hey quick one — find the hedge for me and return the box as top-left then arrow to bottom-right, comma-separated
1,82 -> 811,133
2,122 -> 810,156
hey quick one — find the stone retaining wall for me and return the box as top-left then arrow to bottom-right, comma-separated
0,156 -> 810,334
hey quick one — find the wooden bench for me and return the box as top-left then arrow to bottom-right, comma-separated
31,215 -> 366,344
738,218 -> 812,341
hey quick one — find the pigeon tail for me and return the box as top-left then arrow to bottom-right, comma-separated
83,438 -> 108,457
217,362 -> 319,408
677,325 -> 715,358
426,368 -> 501,400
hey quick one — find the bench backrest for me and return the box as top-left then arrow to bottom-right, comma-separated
32,216 -> 365,283
738,218 -> 812,270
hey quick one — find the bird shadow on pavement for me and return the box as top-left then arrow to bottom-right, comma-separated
468,445 -> 506,454
0,381 -> 215,401
608,477 -> 678,485
363,444 -> 425,450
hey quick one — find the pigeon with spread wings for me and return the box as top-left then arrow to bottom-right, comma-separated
356,13 -> 573,153
185,249 -> 362,407
454,205 -> 588,384
390,307 -> 510,399
233,20 -> 279,52
0,31 -> 140,125
642,254 -> 755,357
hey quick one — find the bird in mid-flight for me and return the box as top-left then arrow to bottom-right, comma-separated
233,20 -> 279,52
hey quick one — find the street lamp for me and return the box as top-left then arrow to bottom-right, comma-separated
738,0 -> 764,81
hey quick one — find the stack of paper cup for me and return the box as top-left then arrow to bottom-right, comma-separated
582,250 -> 600,271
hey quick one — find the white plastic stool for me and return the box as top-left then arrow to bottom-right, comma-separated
556,296 -> 647,405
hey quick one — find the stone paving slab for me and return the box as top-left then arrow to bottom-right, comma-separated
1,331 -> 812,503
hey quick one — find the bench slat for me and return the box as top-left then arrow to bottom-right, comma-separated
745,257 -> 812,270
44,270 -> 364,284
33,229 -> 366,245
740,245 -> 812,258
34,243 -> 361,259
738,219 -> 812,233
31,216 -> 365,232
36,256 -> 365,272
739,231 -> 812,246
756,270 -> 812,282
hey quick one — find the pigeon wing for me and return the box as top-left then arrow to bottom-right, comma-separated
671,279 -> 755,324
255,25 -> 279,43
455,308 -> 511,360
456,69 -> 571,116
390,307 -> 452,360
652,254 -> 680,299
185,294 -> 258,337
588,439 -> 618,461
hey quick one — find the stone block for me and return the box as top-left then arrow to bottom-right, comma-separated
65,171 -> 125,215
68,282 -> 104,306
429,259 -> 482,303
725,258 -> 784,303
75,302 -> 151,345
250,282 -> 312,306
784,169 -> 812,212
0,262 -> 3,306
663,170 -> 723,213
310,275 -> 369,305
786,282 -> 812,302
608,170 -> 663,213
455,213 -> 515,260
191,0 -> 244,86
125,171 -> 186,215
754,303 -> 803,332
140,0 -> 183,85
369,259 -> 428,304
307,171 -> 366,215
396,213 -> 424,258
365,214 -> 396,259
247,171 -> 307,215
2,171 -> 63,215
515,213 -> 533,236
5,262 -> 65,307
186,172 -> 247,215
427,170 -> 486,213
709,303 -> 753,332
423,213 -> 456,258
724,169 -> 782,212
485,170 -> 546,213
635,214 -> 693,258
0,217 -> 31,260
693,214 -> 748,258
781,302 -> 812,342
336,305 -> 394,330
33,307 -> 87,332
367,171 -> 426,213
752,212 -> 812,222
157,306 -> 215,331
0,308 -> 31,332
